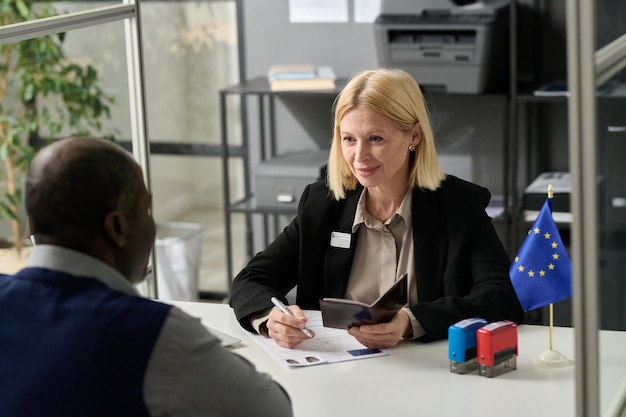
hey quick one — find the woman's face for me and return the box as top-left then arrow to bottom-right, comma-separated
339,106 -> 419,192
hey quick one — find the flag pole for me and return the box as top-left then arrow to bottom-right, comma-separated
533,183 -> 571,368
548,184 -> 554,353
549,303 -> 554,351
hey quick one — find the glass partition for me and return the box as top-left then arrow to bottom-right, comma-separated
0,0 -> 152,293
597,27 -> 626,417
1,1 -> 241,297
567,1 -> 626,416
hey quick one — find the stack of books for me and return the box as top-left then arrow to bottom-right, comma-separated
267,64 -> 336,92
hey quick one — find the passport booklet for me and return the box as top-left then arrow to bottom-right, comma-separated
319,274 -> 408,329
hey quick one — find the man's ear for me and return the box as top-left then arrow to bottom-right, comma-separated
103,211 -> 126,248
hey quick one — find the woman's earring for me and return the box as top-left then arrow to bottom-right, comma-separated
408,144 -> 416,151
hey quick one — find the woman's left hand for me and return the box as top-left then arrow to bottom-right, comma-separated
347,309 -> 412,349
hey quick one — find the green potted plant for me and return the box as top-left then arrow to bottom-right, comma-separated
0,0 -> 114,268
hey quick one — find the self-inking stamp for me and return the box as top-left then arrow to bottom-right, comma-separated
448,317 -> 488,374
477,320 -> 518,378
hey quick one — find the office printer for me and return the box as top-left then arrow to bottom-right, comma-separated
374,0 -> 509,94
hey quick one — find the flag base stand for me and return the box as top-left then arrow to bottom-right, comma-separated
533,349 -> 572,368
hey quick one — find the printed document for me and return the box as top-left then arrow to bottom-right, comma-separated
249,317 -> 390,367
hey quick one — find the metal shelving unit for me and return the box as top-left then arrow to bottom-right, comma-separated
219,78 -> 344,294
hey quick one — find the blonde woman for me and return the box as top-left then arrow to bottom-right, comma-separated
231,68 -> 523,349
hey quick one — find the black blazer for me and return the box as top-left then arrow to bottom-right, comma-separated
230,175 -> 524,342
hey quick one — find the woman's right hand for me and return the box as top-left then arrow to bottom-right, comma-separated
266,304 -> 315,348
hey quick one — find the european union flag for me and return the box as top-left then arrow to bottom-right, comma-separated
510,198 -> 573,311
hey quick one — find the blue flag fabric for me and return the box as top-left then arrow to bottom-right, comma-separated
510,198 -> 573,311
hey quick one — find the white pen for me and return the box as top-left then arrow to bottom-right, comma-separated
270,297 -> 313,338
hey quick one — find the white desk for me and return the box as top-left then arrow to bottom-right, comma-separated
169,301 -> 626,417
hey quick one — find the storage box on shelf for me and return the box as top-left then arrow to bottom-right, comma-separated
254,149 -> 329,210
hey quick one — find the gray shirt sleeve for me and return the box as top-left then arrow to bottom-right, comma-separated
143,307 -> 293,417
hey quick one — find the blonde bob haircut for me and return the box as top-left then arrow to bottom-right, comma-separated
327,68 -> 445,200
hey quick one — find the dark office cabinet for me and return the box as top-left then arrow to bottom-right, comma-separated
599,98 -> 626,229
596,2 -> 626,331
598,97 -> 626,330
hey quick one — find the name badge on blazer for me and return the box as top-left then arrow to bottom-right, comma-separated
330,231 -> 351,249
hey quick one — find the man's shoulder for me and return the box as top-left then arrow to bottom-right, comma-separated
17,266 -> 173,318
154,305 -> 223,350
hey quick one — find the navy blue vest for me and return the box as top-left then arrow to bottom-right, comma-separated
0,267 -> 172,417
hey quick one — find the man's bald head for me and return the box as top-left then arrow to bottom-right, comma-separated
25,137 -> 142,246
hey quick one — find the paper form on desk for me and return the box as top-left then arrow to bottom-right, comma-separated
249,317 -> 390,367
